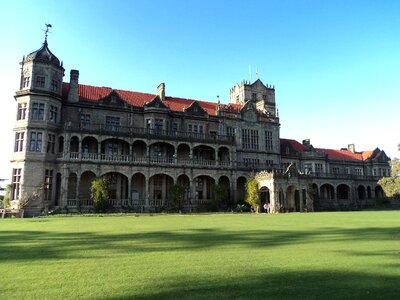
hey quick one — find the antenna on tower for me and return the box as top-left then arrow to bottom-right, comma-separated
43,23 -> 52,42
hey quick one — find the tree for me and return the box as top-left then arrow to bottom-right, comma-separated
2,184 -> 11,208
245,178 -> 259,212
168,184 -> 185,212
91,177 -> 109,213
378,159 -> 400,199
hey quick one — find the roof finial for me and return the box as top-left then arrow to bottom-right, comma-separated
44,23 -> 52,42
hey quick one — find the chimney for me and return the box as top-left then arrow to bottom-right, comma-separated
67,69 -> 79,103
157,83 -> 165,101
348,144 -> 355,153
302,139 -> 310,147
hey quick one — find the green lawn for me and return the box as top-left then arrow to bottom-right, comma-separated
1,211 -> 399,299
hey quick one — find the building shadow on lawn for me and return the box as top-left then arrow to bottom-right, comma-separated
0,226 -> 399,262
106,269 -> 400,300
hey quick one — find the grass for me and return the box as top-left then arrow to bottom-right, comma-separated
1,211 -> 399,299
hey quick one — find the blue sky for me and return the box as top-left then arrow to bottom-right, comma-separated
0,0 -> 399,178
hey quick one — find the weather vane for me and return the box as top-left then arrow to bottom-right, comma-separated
44,23 -> 52,41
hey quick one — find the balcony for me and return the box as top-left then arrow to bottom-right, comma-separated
64,123 -> 235,145
58,152 -> 232,169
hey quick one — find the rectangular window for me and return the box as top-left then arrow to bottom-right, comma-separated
265,130 -> 273,151
172,122 -> 178,132
36,76 -> 45,88
12,168 -> 22,200
188,124 -> 192,132
315,163 -> 323,173
304,163 -> 312,173
146,119 -> 152,130
47,134 -> 55,154
49,105 -> 58,123
355,168 -> 363,176
80,114 -> 91,129
155,119 -> 163,134
51,79 -> 58,92
14,132 -> 25,152
242,129 -> 259,150
44,169 -> 53,201
345,167 -> 350,175
29,131 -> 42,152
266,160 -> 274,166
199,125 -> 204,134
17,103 -> 27,120
106,142 -> 119,155
31,103 -> 45,120
332,167 -> 340,174
373,169 -> 377,176
23,77 -> 30,88
227,126 -> 235,137
105,116 -> 120,132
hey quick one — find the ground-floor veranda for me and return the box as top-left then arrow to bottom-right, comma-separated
46,164 -> 386,213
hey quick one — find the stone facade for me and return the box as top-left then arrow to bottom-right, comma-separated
10,39 -> 391,216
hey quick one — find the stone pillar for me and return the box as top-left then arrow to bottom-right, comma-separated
75,173 -> 80,207
145,177 -> 150,207
97,141 -> 101,160
60,166 -> 69,208
128,176 -> 132,206
299,189 -> 304,212
215,149 -> 219,166
191,179 -> 196,206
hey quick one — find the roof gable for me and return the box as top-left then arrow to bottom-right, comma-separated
144,95 -> 170,110
184,101 -> 208,117
99,90 -> 127,107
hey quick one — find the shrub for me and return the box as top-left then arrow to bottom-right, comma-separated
245,178 -> 259,212
91,177 -> 109,213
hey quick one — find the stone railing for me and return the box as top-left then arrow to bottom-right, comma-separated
58,152 -> 232,168
64,123 -> 235,145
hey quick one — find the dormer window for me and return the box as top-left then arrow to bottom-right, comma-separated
36,76 -> 45,88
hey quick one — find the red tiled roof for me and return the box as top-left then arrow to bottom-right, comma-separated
62,82 -> 244,116
280,138 -> 309,152
280,138 -> 375,161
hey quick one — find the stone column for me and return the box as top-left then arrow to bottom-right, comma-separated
60,166 -> 69,208
128,175 -> 132,206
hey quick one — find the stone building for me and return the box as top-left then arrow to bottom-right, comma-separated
10,37 -> 391,216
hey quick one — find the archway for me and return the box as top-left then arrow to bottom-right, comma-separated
177,174 -> 191,205
218,176 -> 231,207
149,142 -> 175,164
337,184 -> 350,200
194,175 -> 215,205
259,186 -> 270,212
236,176 -> 247,204
375,186 -> 384,199
103,172 -> 129,207
320,184 -> 335,200
70,136 -> 79,153
132,140 -> 147,162
82,136 -> 98,159
357,185 -> 366,200
177,143 -> 190,162
149,174 -> 174,207
131,173 -> 146,207
193,145 -> 215,166
101,139 -> 130,161
67,173 -> 77,206
286,185 -> 300,212
79,171 -> 96,206
218,147 -> 230,166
